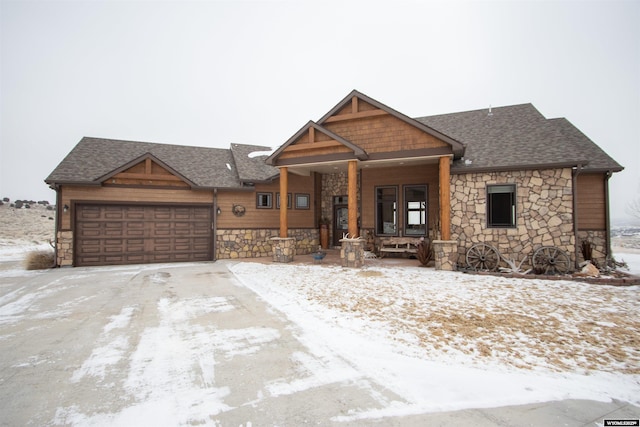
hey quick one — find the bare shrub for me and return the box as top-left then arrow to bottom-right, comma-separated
24,250 -> 55,270
415,238 -> 433,266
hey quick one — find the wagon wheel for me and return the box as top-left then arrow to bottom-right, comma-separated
531,246 -> 571,275
466,243 -> 500,271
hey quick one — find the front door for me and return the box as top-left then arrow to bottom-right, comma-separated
333,203 -> 349,247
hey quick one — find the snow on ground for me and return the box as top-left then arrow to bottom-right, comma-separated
1,204 -> 639,421
230,262 -> 640,418
613,249 -> 640,276
0,203 -> 55,262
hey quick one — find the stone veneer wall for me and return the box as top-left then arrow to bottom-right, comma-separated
56,231 -> 73,267
451,168 -> 576,270
577,230 -> 608,267
321,172 -> 361,244
216,228 -> 318,259
55,229 -> 319,265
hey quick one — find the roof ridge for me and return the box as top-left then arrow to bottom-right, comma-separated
414,103 -> 537,120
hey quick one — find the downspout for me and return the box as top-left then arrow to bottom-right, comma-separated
213,188 -> 218,261
53,185 -> 61,267
572,164 -> 583,269
605,170 -> 613,265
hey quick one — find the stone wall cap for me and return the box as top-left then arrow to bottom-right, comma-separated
270,237 -> 296,241
432,240 -> 458,244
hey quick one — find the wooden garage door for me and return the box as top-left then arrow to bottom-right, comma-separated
75,204 -> 212,266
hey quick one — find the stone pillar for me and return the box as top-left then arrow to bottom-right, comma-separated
433,240 -> 458,271
271,237 -> 295,263
57,231 -> 74,267
339,238 -> 365,268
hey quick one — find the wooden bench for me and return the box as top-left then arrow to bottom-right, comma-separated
378,237 -> 421,258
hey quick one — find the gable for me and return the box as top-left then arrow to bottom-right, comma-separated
267,90 -> 464,167
267,121 -> 368,166
318,91 -> 464,157
101,155 -> 191,188
45,137 -> 247,190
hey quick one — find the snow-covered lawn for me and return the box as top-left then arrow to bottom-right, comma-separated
230,262 -> 640,417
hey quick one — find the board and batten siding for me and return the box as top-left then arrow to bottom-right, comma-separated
576,173 -> 607,231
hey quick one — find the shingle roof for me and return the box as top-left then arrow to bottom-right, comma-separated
230,144 -> 279,183
415,104 -> 623,173
45,137 -> 276,189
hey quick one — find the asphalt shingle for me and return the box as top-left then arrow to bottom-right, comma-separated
45,137 -> 272,188
415,104 -> 622,173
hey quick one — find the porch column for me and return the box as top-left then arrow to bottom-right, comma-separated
280,166 -> 288,238
348,160 -> 358,238
439,156 -> 451,240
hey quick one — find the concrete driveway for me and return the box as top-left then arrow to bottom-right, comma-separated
0,261 -> 638,426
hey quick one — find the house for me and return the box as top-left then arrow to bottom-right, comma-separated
46,90 -> 623,270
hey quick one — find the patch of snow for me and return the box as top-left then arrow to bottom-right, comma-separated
230,262 -> 640,419
248,150 -> 273,158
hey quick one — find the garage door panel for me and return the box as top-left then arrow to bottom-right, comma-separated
75,204 -> 212,266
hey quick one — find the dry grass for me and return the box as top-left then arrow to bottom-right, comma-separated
24,250 -> 55,270
300,270 -> 640,375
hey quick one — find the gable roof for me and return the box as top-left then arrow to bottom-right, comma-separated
265,121 -> 368,165
267,90 -> 466,166
319,90 -> 466,157
415,104 -> 623,173
46,137 -> 278,189
96,152 -> 198,187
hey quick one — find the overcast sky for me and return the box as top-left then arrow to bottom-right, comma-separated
1,0 -> 638,222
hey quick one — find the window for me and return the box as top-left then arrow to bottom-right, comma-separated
256,192 -> 272,209
487,184 -> 516,227
295,193 -> 310,209
276,193 -> 291,209
404,185 -> 427,235
376,186 -> 398,235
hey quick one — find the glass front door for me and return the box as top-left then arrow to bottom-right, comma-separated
333,195 -> 349,247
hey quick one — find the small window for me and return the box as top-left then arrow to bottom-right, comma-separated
405,185 -> 427,236
376,186 -> 398,235
295,193 -> 310,209
276,193 -> 291,209
487,184 -> 516,227
256,192 -> 272,209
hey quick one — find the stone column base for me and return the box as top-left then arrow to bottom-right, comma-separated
56,230 -> 74,267
270,237 -> 296,263
433,240 -> 458,271
339,238 -> 365,268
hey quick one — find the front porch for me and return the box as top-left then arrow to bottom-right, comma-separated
265,90 -> 463,269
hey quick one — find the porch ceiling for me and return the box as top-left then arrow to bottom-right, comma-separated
286,155 -> 443,176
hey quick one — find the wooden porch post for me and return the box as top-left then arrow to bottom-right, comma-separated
348,160 -> 358,237
439,156 -> 451,241
280,167 -> 288,238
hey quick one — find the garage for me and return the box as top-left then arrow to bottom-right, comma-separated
74,204 -> 212,267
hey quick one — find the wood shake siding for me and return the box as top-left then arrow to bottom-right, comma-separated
324,114 -> 449,154
576,173 -> 607,230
